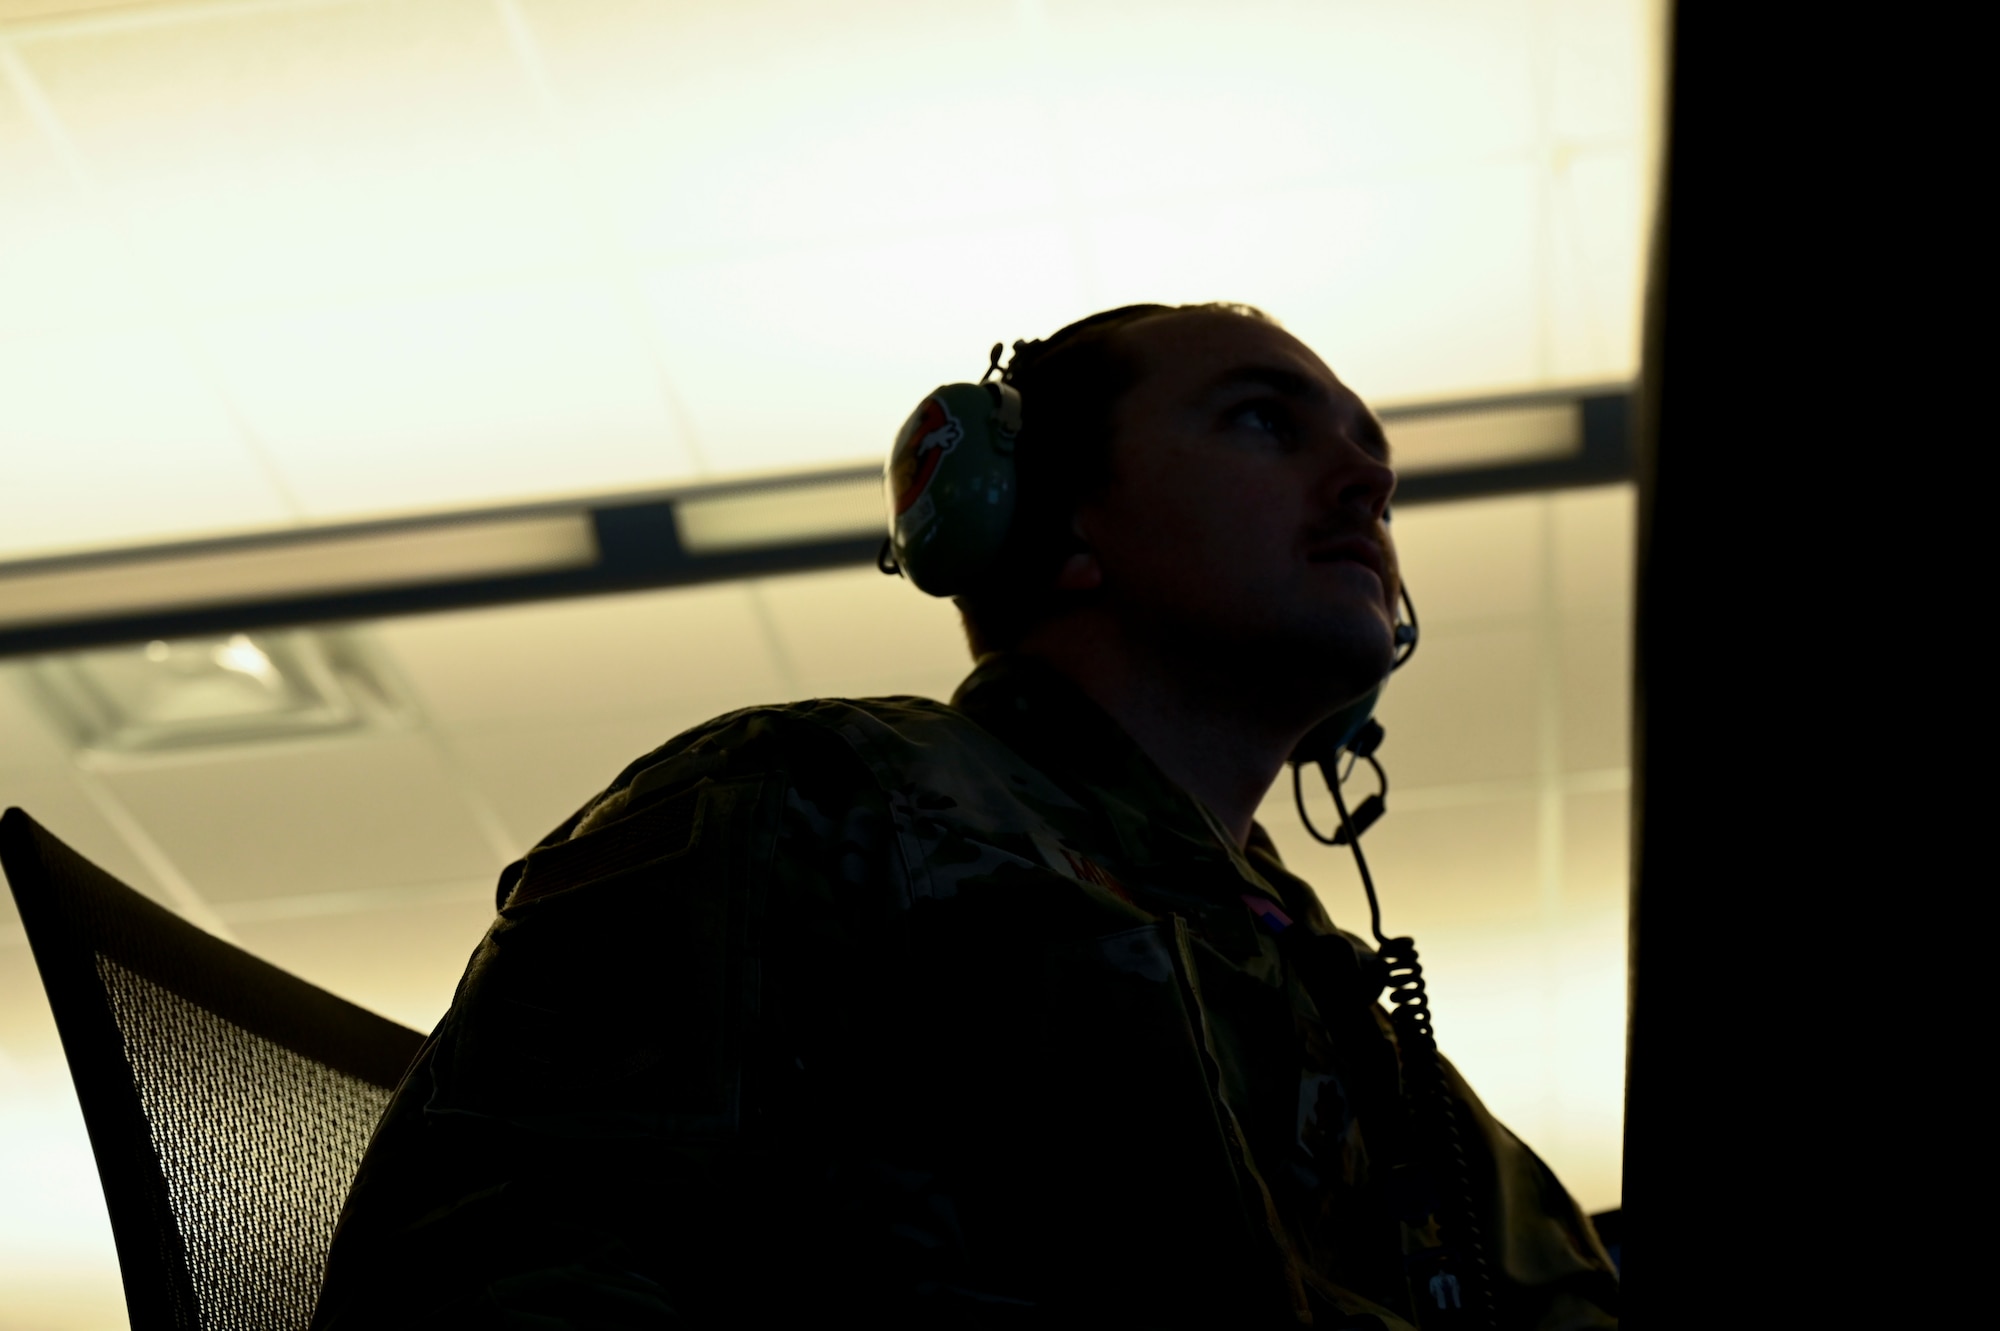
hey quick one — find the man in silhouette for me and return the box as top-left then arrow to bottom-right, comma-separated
314,304 -> 1618,1329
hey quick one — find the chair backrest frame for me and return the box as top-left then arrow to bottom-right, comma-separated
0,807 -> 425,1331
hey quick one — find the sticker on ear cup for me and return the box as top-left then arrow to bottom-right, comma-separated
890,396 -> 965,516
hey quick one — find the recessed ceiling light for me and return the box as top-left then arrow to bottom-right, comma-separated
1387,402 -> 1582,474
675,477 -> 884,556
19,628 -> 415,758
0,512 -> 598,632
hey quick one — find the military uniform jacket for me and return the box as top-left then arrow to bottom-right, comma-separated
313,655 -> 1618,1329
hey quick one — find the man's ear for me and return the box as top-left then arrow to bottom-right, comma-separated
1052,548 -> 1102,591
1052,508 -> 1103,591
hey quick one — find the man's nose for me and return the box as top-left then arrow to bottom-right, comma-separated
1321,434 -> 1396,521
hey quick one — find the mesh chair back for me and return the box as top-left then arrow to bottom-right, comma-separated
0,808 -> 426,1331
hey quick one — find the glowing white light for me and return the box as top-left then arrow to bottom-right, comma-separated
211,633 -> 278,687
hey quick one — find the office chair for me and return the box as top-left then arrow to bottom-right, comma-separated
0,807 -> 427,1331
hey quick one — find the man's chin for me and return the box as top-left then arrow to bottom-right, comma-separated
1290,621 -> 1398,703
1137,603 -> 1393,698
1184,621 -> 1391,712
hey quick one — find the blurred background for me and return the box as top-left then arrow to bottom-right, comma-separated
0,0 -> 1656,1324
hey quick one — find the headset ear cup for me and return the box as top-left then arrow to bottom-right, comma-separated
885,382 -> 1020,596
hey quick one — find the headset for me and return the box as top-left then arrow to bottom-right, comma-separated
880,346 -> 1496,1329
881,357 -> 1023,596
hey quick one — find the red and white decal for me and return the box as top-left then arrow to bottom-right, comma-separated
890,396 -> 964,516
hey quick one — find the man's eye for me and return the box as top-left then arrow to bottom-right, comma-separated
1228,402 -> 1288,435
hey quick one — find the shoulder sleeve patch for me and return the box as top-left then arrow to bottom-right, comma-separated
505,780 -> 704,909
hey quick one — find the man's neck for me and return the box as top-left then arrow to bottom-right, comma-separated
1017,623 -> 1313,848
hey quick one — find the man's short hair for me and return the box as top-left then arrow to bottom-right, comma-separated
955,301 -> 1275,658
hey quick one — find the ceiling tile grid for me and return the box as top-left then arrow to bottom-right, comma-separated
0,0 -> 1654,562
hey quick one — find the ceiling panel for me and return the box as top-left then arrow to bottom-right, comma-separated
520,0 -> 1051,260
0,924 -> 60,1053
0,1269 -> 123,1331
95,732 -> 499,902
755,566 -> 972,701
0,70 -> 143,340
1537,925 -> 1626,1210
374,582 -> 787,728
641,219 -> 1089,477
1558,614 -> 1631,773
1546,0 -> 1651,141
387,568 -> 976,850
1264,791 -> 1544,935
447,717 -> 705,853
1388,492 -> 1546,626
1263,784 -> 1632,937
229,894 -> 496,1031
1407,912 -> 1621,1187
1085,162 -> 1544,402
1551,483 -> 1635,614
0,324 -> 292,560
1,668 -> 130,937
19,0 -> 587,314
0,671 -> 68,768
0,765 -> 176,933
202,277 -> 691,517
1542,149 -> 1648,379
1370,623 -> 1544,789
1561,787 -> 1629,913
1050,0 -> 1535,196
0,1066 -> 122,1305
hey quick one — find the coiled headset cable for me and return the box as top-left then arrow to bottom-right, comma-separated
1291,583 -> 1499,1331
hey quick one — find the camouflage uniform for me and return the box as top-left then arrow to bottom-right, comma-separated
313,655 -> 1618,1329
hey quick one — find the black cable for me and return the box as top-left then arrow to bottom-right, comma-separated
1295,746 -> 1498,1330
1293,763 -> 1386,942
1325,761 -> 1391,952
